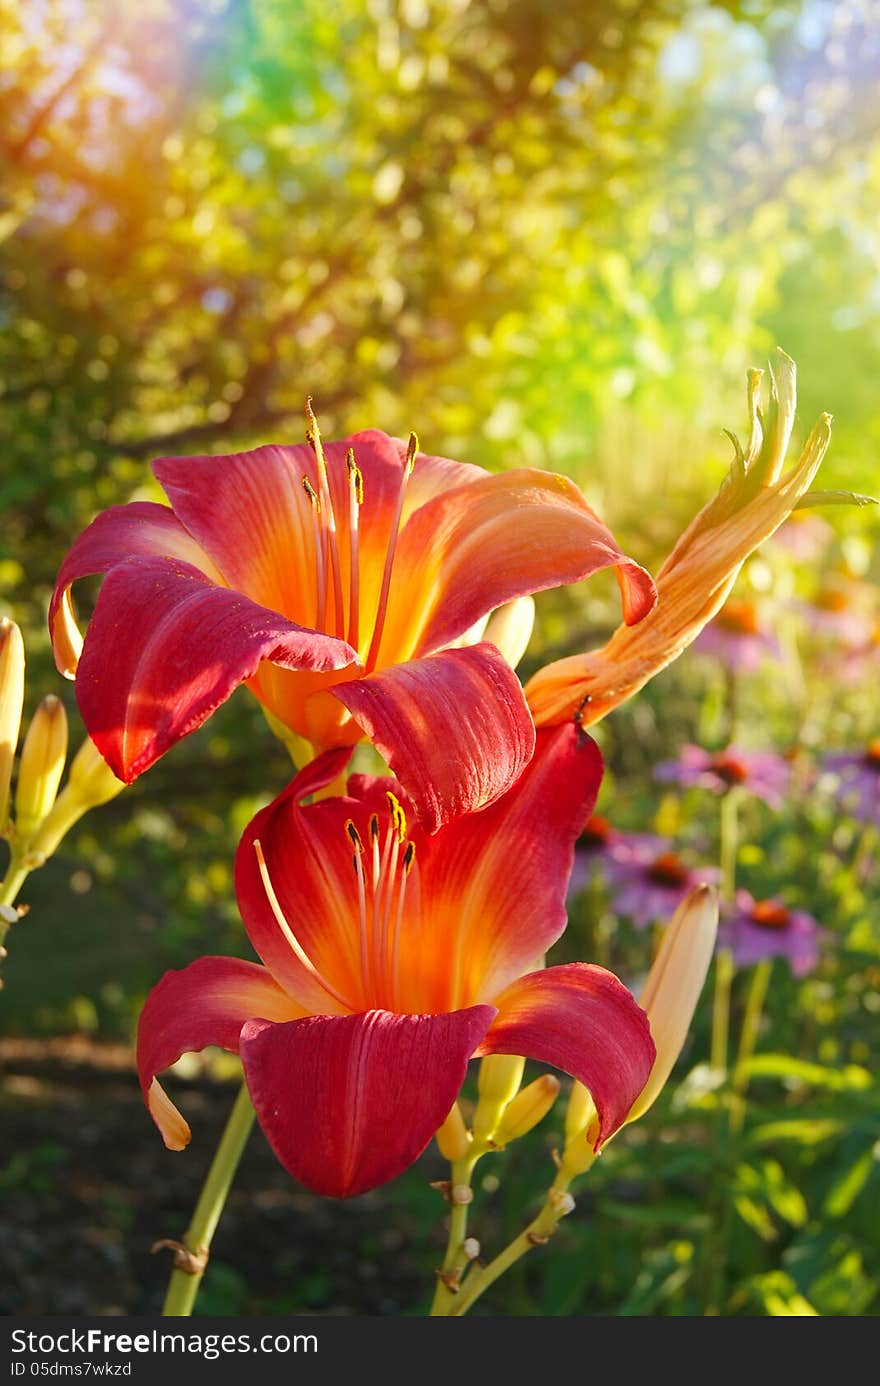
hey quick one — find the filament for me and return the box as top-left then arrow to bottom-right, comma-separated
253,839 -> 353,1011
365,432 -> 417,671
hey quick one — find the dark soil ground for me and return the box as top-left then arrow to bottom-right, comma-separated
0,1037 -> 446,1317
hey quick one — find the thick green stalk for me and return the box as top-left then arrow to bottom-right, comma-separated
161,1082 -> 256,1316
429,1147 -> 484,1315
443,1165 -> 585,1317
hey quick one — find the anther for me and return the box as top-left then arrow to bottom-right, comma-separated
346,819 -> 364,853
402,841 -> 416,873
405,431 -> 418,473
386,791 -> 407,843
346,447 -> 364,504
302,475 -> 320,511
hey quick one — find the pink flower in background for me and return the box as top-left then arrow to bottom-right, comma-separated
604,833 -> 719,929
568,814 -> 620,899
793,577 -> 876,649
770,509 -> 834,561
839,626 -> 880,688
654,744 -> 793,809
821,741 -> 880,825
718,890 -> 828,977
692,596 -> 782,673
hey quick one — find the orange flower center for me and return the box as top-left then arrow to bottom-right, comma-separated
864,740 -> 880,770
579,814 -> 613,848
716,598 -> 760,636
647,852 -> 689,887
255,792 -> 420,1015
709,752 -> 749,786
749,900 -> 791,931
814,588 -> 849,613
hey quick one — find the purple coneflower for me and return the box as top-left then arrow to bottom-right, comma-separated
654,744 -> 793,809
718,889 -> 827,977
821,740 -> 880,825
793,578 -> 875,649
604,833 -> 719,929
770,510 -> 834,561
568,814 -> 619,899
692,596 -> 782,673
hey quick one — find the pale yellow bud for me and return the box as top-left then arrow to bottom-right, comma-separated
14,694 -> 68,840
483,596 -> 536,670
0,618 -> 25,831
30,737 -> 125,860
493,1073 -> 560,1147
563,1081 -> 595,1144
435,1101 -> 471,1162
627,884 -> 719,1124
473,1054 -> 525,1140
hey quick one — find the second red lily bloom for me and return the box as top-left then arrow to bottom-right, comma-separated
50,421 -> 655,831
137,723 -> 656,1198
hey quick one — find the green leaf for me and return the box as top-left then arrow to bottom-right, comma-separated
824,1146 -> 879,1219
740,1054 -> 872,1092
751,1118 -> 844,1147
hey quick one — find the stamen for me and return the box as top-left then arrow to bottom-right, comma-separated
386,790 -> 407,843
389,841 -> 416,1010
351,846 -> 372,1000
253,840 -> 353,1011
364,430 -> 418,672
302,475 -> 327,633
378,827 -> 402,995
346,447 -> 362,651
346,819 -> 364,853
306,399 -> 345,637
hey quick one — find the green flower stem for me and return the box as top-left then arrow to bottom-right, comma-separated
729,958 -> 773,1134
443,1162 -> 589,1318
710,789 -> 740,1075
161,1081 -> 256,1317
0,853 -> 29,920
429,1145 -> 487,1315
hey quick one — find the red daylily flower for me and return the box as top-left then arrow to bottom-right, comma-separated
137,724 -> 655,1198
50,423 -> 655,831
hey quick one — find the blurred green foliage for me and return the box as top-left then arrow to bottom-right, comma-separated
1,0 -> 879,1316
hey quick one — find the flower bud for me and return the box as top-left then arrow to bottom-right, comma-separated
626,884 -> 719,1124
0,618 -> 25,831
30,737 -> 125,860
483,596 -> 536,670
493,1073 -> 560,1147
473,1054 -> 525,1140
435,1101 -> 471,1162
14,694 -> 68,840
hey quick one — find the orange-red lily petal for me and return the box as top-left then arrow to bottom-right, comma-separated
525,350 -> 832,727
51,426 -> 654,829
137,723 -> 656,1197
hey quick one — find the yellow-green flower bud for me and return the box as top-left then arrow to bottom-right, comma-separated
493,1073 -> 560,1147
0,618 -> 25,832
563,1081 -> 595,1144
14,694 -> 68,841
30,737 -> 125,860
473,1054 -> 525,1141
435,1101 -> 471,1162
